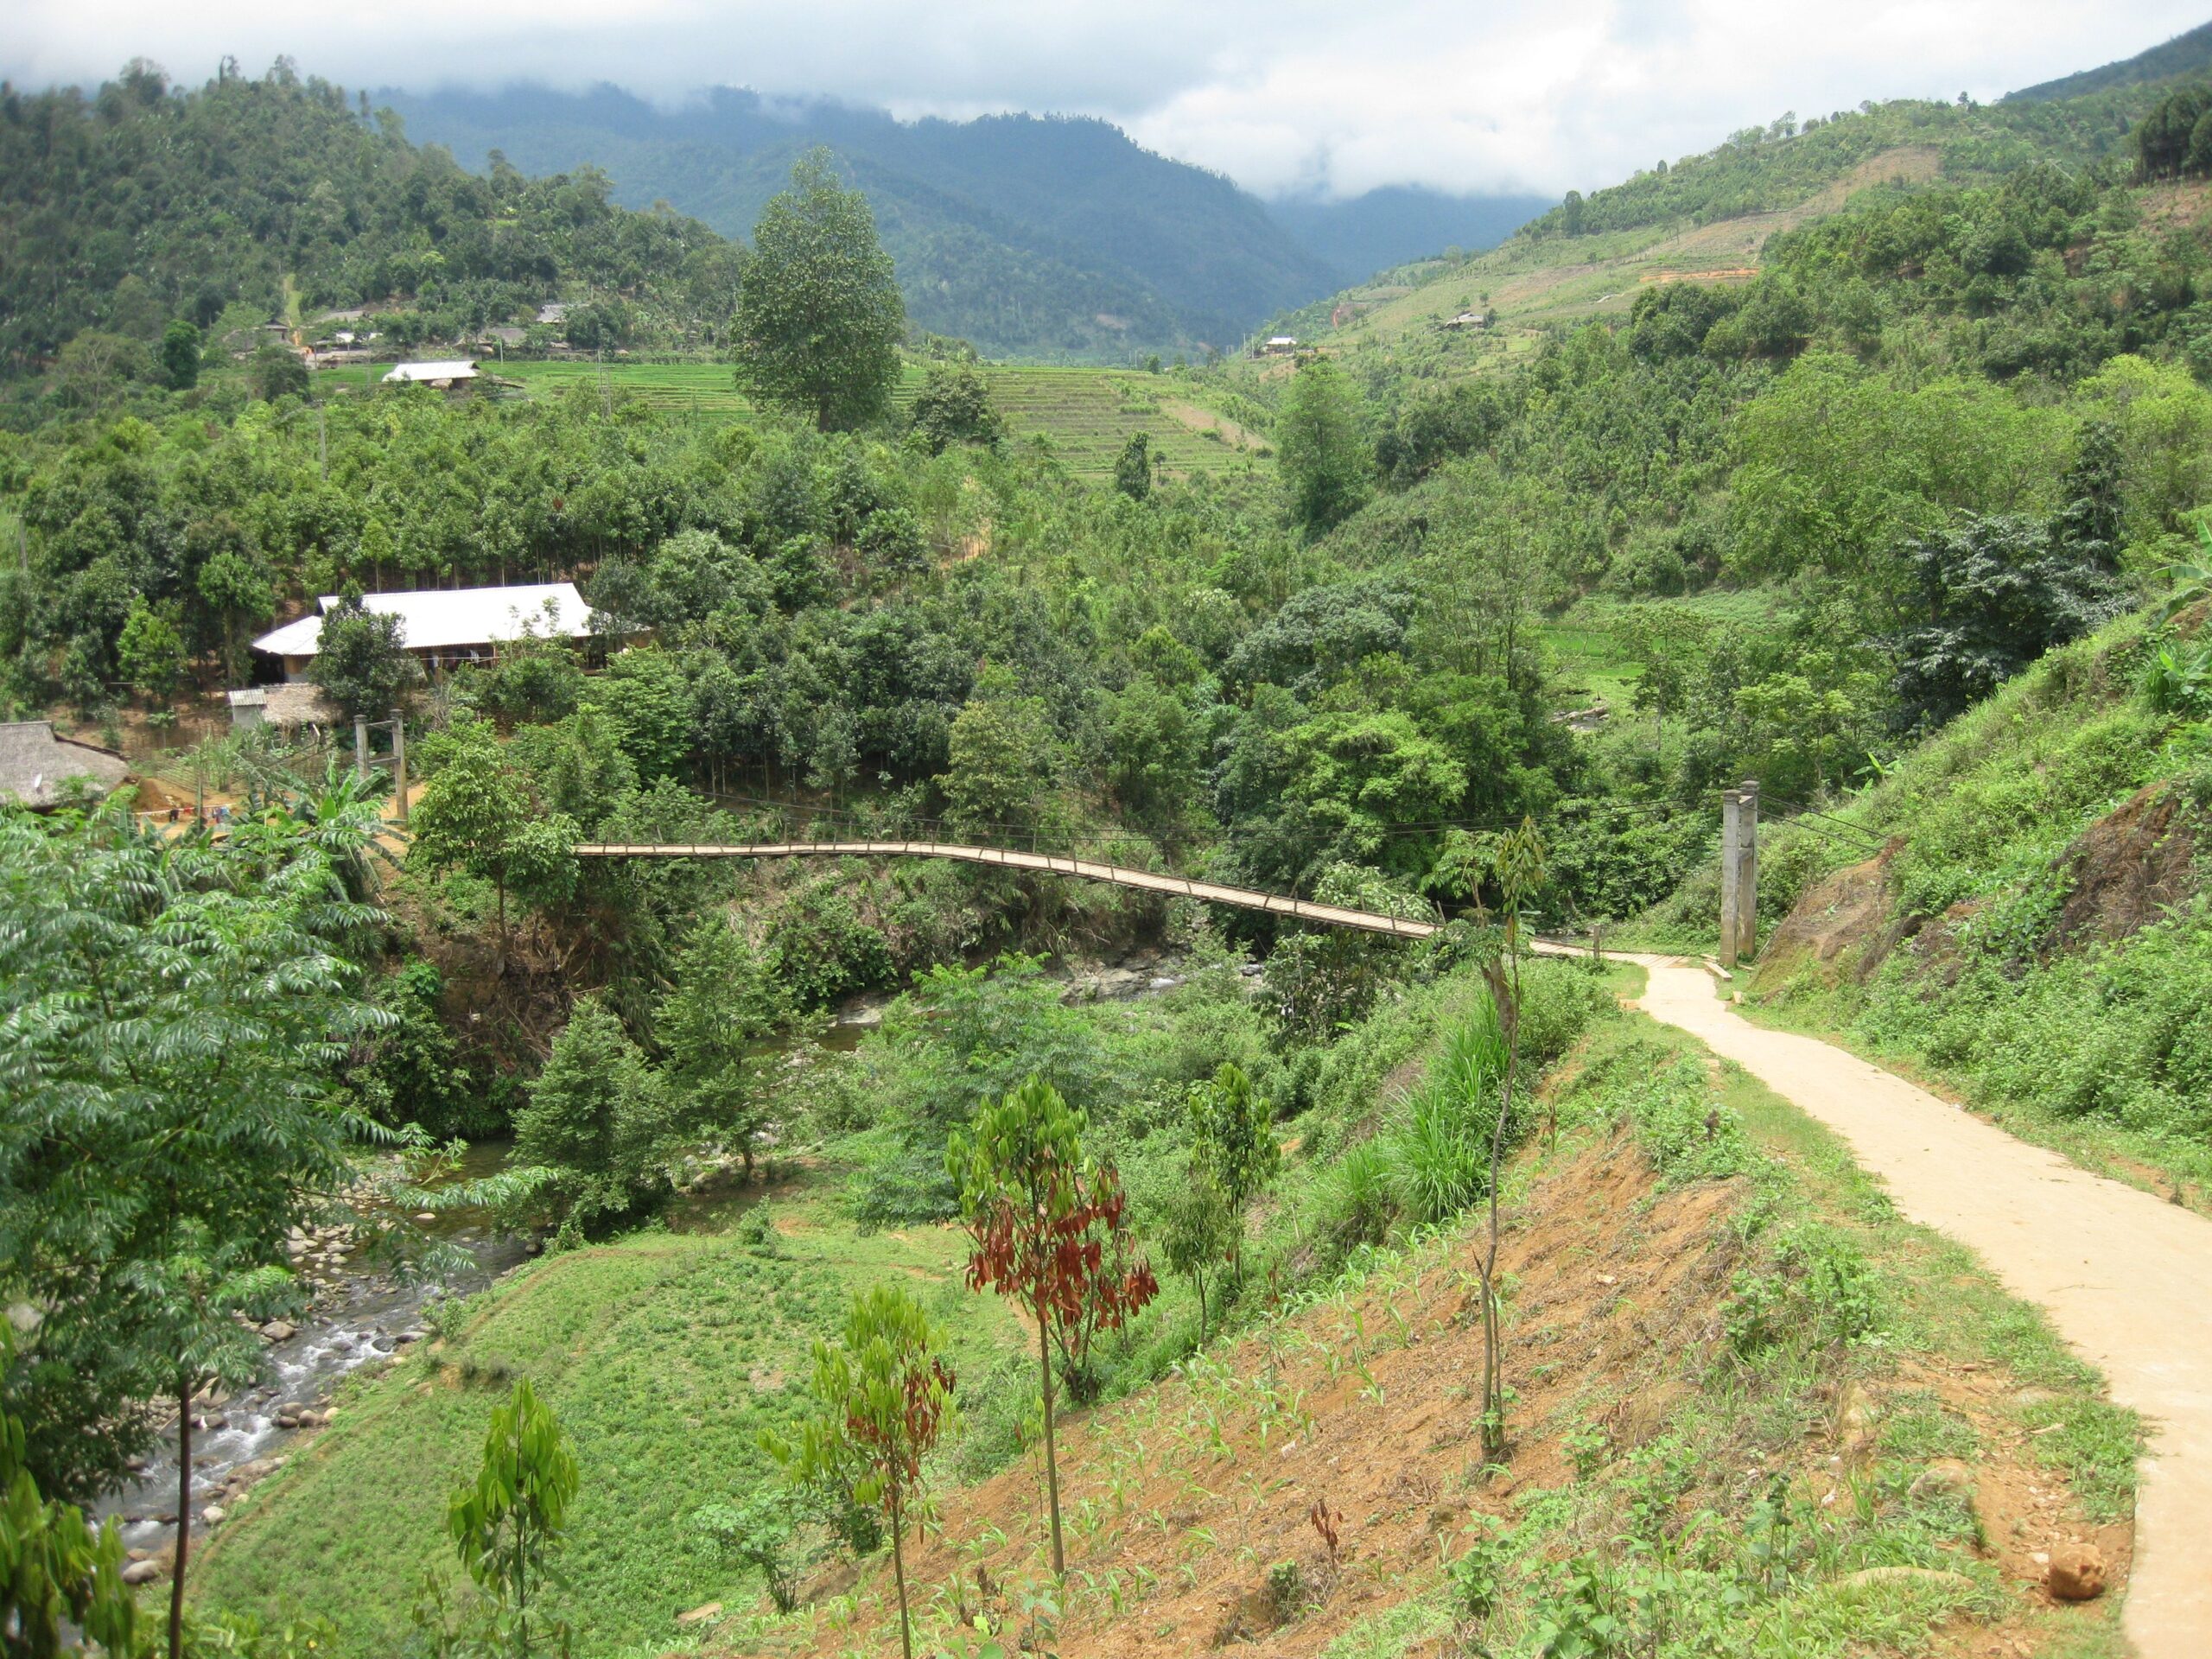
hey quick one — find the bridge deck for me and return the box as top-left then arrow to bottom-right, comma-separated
574,840 -> 1441,939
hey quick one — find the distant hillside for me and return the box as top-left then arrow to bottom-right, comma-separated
2005,18 -> 2212,103
0,62 -> 735,380
1264,186 -> 1554,285
381,84 -> 1342,361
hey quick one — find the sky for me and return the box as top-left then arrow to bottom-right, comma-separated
3,1 -> 2206,199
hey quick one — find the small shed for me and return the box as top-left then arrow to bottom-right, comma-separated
1259,335 -> 1299,356
382,360 -> 480,390
227,683 -> 342,732
0,721 -> 130,810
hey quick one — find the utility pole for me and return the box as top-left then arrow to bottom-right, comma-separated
391,709 -> 408,827
1719,788 -> 1742,969
1734,779 -> 1759,964
354,716 -> 369,782
317,405 -> 327,480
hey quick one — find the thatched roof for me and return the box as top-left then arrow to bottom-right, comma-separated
0,722 -> 130,809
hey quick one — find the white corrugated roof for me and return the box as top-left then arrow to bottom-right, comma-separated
251,582 -> 593,658
382,360 -> 480,383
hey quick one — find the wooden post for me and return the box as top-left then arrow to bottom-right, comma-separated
1735,779 -> 1760,963
354,716 -> 369,782
1719,788 -> 1741,968
391,709 -> 408,827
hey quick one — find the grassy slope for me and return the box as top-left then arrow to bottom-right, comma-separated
1725,606 -> 2212,1206
191,1171 -> 1022,1654
492,359 -> 1273,481
749,982 -> 2135,1659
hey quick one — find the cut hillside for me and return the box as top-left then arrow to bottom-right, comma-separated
716,1004 -> 2135,1659
1737,605 -> 2212,1205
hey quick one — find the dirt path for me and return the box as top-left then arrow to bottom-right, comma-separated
1625,953 -> 2212,1656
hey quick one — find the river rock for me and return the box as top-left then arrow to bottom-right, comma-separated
200,1506 -> 225,1526
121,1560 -> 163,1586
2047,1542 -> 2106,1601
260,1320 -> 297,1342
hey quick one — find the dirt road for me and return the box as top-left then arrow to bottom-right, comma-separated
1627,954 -> 2211,1656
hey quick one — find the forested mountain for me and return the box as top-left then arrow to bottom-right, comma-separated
0,60 -> 738,379
381,83 -> 1548,356
379,83 -> 1344,359
2005,17 -> 2212,103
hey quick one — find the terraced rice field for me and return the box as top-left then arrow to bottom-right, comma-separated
498,359 -> 1269,481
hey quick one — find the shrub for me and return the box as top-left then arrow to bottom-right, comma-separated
1323,1139 -> 1396,1255
1387,1094 -> 1485,1225
1727,1223 -> 1883,1358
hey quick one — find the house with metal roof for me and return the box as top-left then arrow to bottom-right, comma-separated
0,721 -> 130,810
251,583 -> 595,680
381,360 -> 480,389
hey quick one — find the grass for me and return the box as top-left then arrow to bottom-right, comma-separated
191,1170 -> 1020,1654
1536,588 -> 1796,713
494,359 -> 1273,482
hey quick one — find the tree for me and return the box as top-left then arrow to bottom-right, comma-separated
449,1378 -> 579,1659
250,341 -> 309,403
159,319 -> 202,391
314,590 -> 421,721
908,364 -> 1002,454
936,672 -> 1064,839
1276,356 -> 1373,535
194,544 -> 276,687
1186,1063 -> 1279,1287
0,797 -> 386,1657
764,1285 -> 956,1659
658,915 -> 792,1178
409,715 -> 579,948
1113,432 -> 1154,502
1160,1163 -> 1235,1345
1887,512 -> 2127,732
734,151 -> 905,432
117,597 -> 188,707
948,1076 -> 1158,1576
1465,823 -> 1545,1460
512,997 -> 676,1233
0,1330 -> 139,1659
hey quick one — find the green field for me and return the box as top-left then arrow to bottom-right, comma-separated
192,1171 -> 1019,1653
1539,588 -> 1796,712
496,359 -> 1271,481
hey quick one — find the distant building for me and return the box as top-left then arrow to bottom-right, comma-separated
0,721 -> 130,810
536,302 -> 569,326
1258,335 -> 1299,356
382,360 -> 480,390
251,582 -> 598,680
1440,311 -> 1492,331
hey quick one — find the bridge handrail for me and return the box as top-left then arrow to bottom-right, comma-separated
572,839 -> 1440,939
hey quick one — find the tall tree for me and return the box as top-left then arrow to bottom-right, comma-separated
158,319 -> 202,391
409,716 -> 578,950
0,795 -> 386,1659
765,1285 -> 956,1659
657,916 -> 792,1179
1276,355 -> 1373,535
1186,1062 -> 1280,1287
734,151 -> 905,432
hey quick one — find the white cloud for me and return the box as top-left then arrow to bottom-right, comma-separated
2,0 -> 2203,197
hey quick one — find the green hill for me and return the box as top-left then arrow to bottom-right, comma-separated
0,62 -> 734,381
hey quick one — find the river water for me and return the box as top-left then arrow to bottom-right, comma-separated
96,1145 -> 531,1556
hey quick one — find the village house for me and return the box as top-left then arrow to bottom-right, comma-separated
0,721 -> 130,810
251,582 -> 598,682
226,683 -> 343,734
381,359 -> 480,391
1258,335 -> 1299,356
